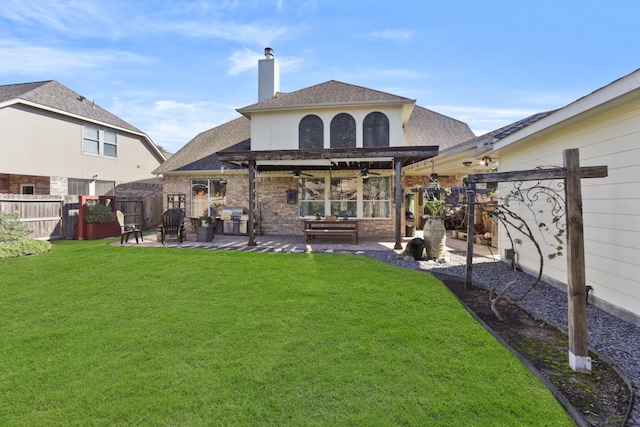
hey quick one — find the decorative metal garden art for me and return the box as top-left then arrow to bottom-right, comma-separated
466,148 -> 607,374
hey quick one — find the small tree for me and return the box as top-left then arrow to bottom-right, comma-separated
0,212 -> 31,243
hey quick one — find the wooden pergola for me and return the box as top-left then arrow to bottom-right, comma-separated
216,145 -> 439,249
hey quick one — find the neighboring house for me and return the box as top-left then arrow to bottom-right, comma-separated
420,69 -> 640,325
154,48 -> 475,248
0,80 -> 166,197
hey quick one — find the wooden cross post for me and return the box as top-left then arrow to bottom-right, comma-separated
467,148 -> 607,373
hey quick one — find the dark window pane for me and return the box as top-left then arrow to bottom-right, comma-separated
330,113 -> 356,148
363,112 -> 389,148
299,115 -> 324,149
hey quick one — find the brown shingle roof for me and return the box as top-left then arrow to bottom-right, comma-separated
0,80 -> 142,133
237,80 -> 414,113
441,110 -> 556,154
403,105 -> 474,149
153,116 -> 250,174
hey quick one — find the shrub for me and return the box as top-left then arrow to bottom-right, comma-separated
85,203 -> 116,223
0,238 -> 50,258
0,212 -> 31,243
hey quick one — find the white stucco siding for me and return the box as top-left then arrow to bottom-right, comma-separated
496,97 -> 640,320
0,104 -> 162,184
249,106 -> 405,151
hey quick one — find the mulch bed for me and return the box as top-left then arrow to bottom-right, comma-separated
434,273 -> 633,427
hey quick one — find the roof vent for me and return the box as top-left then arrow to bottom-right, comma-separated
264,47 -> 274,59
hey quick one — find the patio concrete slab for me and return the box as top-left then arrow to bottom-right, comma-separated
114,229 -> 497,258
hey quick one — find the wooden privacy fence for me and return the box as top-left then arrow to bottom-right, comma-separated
0,194 -> 162,240
0,194 -> 64,240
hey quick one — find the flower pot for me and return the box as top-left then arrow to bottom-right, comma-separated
197,226 -> 214,242
423,218 -> 447,259
409,237 -> 425,260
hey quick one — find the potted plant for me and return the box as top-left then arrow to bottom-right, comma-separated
84,203 -> 118,240
422,195 -> 447,259
197,214 -> 214,242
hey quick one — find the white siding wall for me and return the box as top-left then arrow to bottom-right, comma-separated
0,104 -> 162,184
250,106 -> 405,150
497,97 -> 640,321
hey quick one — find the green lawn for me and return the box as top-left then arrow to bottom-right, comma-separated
0,240 -> 573,426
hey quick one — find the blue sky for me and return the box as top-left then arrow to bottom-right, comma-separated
1,0 -> 639,153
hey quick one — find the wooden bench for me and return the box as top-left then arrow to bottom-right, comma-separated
303,220 -> 359,244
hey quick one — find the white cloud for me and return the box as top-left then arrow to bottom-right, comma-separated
227,48 -> 305,76
110,97 -> 241,153
228,48 -> 263,76
157,20 -> 288,45
0,0 -> 121,38
0,40 -> 150,75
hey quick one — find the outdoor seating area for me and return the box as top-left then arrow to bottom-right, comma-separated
303,219 -> 359,244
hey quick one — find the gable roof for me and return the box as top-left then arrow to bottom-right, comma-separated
157,81 -> 474,175
404,105 -> 474,150
0,80 -> 142,134
441,110 -> 556,156
237,80 -> 415,115
153,117 -> 251,174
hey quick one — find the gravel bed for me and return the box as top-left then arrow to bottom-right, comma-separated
361,249 -> 640,426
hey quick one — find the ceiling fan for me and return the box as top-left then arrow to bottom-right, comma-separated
289,169 -> 314,178
349,168 -> 380,178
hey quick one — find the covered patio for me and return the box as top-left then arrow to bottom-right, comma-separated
216,145 -> 440,250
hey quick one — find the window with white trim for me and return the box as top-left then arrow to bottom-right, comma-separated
21,184 -> 35,195
299,175 -> 391,219
83,126 -> 118,158
191,179 -> 227,217
83,126 -> 100,154
104,130 -> 117,157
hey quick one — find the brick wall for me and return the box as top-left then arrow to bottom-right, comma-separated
162,173 -> 400,236
0,174 -> 51,194
115,181 -> 163,198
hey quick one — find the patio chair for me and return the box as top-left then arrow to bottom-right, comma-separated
116,210 -> 143,244
161,209 -> 185,245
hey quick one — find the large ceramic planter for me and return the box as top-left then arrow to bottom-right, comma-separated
423,218 -> 447,259
197,226 -> 214,242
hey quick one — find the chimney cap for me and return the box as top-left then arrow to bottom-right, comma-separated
264,47 -> 274,58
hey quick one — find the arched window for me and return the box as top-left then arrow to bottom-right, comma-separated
363,112 -> 389,148
298,115 -> 324,149
330,113 -> 356,149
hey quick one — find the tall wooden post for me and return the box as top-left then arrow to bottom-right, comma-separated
465,183 -> 476,290
466,149 -> 606,373
247,160 -> 257,247
564,149 -> 590,373
394,158 -> 403,250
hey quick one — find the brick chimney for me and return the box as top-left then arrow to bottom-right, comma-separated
258,47 -> 280,101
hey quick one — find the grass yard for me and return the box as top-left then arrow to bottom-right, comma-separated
0,240 -> 573,426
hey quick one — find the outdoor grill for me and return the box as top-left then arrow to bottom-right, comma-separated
221,207 -> 249,234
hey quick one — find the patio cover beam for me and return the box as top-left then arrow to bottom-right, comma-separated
216,145 -> 439,251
